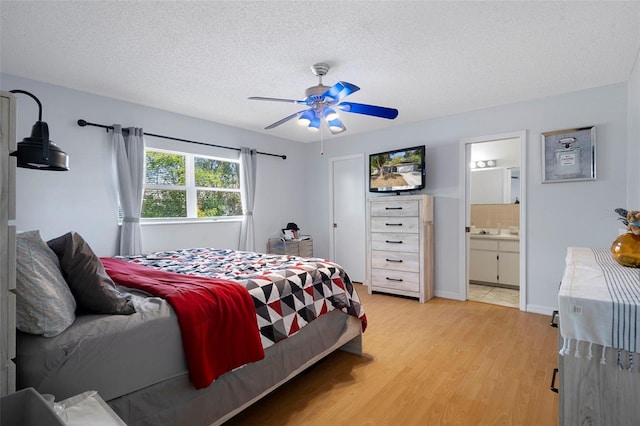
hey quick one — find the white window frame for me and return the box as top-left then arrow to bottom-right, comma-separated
142,147 -> 243,223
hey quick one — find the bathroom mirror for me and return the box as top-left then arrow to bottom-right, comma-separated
470,166 -> 520,205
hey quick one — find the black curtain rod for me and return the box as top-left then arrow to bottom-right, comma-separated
77,119 -> 286,160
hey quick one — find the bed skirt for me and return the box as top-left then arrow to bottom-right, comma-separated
107,310 -> 362,426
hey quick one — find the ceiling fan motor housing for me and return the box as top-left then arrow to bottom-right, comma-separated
306,63 -> 331,101
305,84 -> 330,100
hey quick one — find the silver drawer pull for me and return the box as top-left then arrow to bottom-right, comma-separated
385,207 -> 403,210
385,223 -> 403,226
386,259 -> 403,263
386,277 -> 403,282
385,240 -> 403,244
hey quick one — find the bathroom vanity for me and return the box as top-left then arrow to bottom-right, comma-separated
469,232 -> 520,287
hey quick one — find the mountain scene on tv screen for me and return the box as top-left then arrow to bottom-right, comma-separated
370,149 -> 422,189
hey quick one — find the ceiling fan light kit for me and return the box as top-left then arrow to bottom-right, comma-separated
308,115 -> 321,132
249,62 -> 398,135
297,110 -> 314,126
327,118 -> 345,133
323,107 -> 338,122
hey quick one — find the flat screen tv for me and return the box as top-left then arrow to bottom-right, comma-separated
369,145 -> 425,193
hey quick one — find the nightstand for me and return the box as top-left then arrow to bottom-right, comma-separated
267,237 -> 313,257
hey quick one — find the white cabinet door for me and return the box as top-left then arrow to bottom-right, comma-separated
498,251 -> 520,287
469,249 -> 497,283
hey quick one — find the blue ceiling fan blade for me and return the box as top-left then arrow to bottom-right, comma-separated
337,102 -> 399,119
264,110 -> 308,129
321,81 -> 360,103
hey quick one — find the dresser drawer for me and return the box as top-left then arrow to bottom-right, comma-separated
371,250 -> 419,272
371,269 -> 420,292
371,232 -> 419,252
297,240 -> 313,257
370,200 -> 419,217
370,216 -> 419,233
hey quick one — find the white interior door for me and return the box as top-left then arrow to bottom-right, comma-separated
330,155 -> 365,283
458,131 -> 527,311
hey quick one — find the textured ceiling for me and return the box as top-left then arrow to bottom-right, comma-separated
1,1 -> 639,143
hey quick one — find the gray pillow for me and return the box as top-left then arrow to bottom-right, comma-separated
15,230 -> 76,337
47,232 -> 135,315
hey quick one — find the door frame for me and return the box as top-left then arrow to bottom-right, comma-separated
328,153 -> 366,279
458,130 -> 527,310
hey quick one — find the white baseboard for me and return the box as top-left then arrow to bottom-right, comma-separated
525,304 -> 555,316
434,290 -> 465,301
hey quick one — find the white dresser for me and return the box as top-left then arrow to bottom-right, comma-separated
557,247 -> 640,424
0,91 -> 17,396
366,194 -> 434,303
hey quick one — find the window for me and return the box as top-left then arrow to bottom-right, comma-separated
142,148 -> 242,220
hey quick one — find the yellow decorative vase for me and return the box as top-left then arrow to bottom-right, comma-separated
610,232 -> 640,268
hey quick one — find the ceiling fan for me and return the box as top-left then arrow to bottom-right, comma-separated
248,63 -> 398,135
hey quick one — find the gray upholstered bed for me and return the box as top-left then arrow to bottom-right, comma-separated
17,296 -> 362,425
14,232 -> 365,426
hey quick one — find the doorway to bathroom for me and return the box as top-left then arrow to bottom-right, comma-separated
459,131 -> 526,310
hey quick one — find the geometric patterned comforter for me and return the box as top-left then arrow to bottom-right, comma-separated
116,248 -> 367,349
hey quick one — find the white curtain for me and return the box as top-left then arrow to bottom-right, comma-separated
239,147 -> 257,251
112,125 -> 145,255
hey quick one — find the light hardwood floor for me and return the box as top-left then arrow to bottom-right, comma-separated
225,284 -> 559,425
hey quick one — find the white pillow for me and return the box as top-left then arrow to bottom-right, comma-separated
15,230 -> 76,337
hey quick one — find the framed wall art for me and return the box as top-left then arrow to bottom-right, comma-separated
541,126 -> 596,183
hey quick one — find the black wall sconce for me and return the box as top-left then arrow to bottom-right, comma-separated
9,89 -> 69,171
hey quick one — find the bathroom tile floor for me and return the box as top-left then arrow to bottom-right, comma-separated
468,283 -> 519,308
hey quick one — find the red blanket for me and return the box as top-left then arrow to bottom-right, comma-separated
101,257 -> 265,389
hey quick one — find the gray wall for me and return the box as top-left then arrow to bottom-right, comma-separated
3,69 -> 637,315
304,82 -> 630,314
628,49 -> 640,209
2,74 -> 309,256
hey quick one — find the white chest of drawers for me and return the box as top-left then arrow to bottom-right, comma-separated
366,194 -> 434,303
